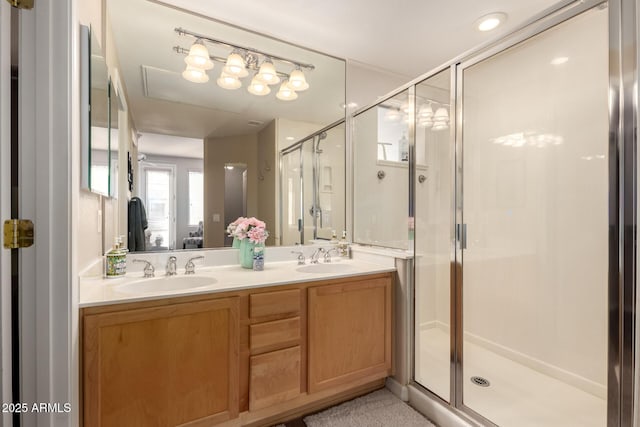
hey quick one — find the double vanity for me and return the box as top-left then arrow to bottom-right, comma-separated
80,248 -> 396,427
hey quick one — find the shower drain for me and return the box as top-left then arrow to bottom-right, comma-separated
470,376 -> 491,387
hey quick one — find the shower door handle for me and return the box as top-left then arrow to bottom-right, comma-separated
456,224 -> 467,250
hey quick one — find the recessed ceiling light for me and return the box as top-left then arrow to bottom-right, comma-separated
340,102 -> 358,109
475,12 -> 507,32
550,56 -> 569,65
286,136 -> 295,141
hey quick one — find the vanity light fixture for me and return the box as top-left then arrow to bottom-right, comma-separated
256,58 -> 281,85
182,65 -> 209,83
475,12 -> 507,32
223,51 -> 249,77
174,27 -> 314,101
217,72 -> 242,90
432,107 -> 450,130
184,39 -> 214,70
276,80 -> 298,101
287,67 -> 309,91
247,76 -> 271,96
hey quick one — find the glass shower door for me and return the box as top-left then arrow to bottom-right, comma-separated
459,6 -> 608,426
414,69 -> 453,402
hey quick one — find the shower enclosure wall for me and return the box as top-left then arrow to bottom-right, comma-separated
280,121 -> 346,246
351,0 -> 636,425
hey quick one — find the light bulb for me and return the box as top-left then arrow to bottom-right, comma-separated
184,40 -> 214,70
223,52 -> 248,77
182,65 -> 209,83
257,59 -> 280,85
287,68 -> 309,91
216,72 -> 241,90
276,81 -> 298,101
247,76 -> 271,96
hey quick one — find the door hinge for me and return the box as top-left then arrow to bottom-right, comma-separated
3,219 -> 34,249
6,0 -> 33,9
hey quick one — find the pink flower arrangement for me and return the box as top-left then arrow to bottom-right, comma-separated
227,217 -> 269,244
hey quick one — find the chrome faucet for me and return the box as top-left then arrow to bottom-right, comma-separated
185,255 -> 204,274
132,259 -> 155,278
291,250 -> 306,265
310,247 -> 325,264
323,247 -> 339,263
166,256 -> 177,276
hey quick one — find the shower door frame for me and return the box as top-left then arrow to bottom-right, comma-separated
404,0 -> 638,425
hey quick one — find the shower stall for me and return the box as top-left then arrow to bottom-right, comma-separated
280,120 -> 346,246
351,0 -> 637,425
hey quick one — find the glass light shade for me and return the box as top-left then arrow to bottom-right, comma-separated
247,76 -> 271,96
287,69 -> 309,91
217,72 -> 241,90
385,108 -> 401,122
433,107 -> 449,121
182,65 -> 209,83
419,104 -> 434,118
223,52 -> 248,77
432,122 -> 449,131
184,40 -> 214,70
257,60 -> 281,85
276,81 -> 298,101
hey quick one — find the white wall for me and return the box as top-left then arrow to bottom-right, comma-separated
353,96 -> 409,249
346,60 -> 412,112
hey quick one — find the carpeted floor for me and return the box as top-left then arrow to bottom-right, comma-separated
298,388 -> 435,427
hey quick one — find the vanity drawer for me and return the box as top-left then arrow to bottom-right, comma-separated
249,289 -> 300,319
250,317 -> 300,354
249,346 -> 301,411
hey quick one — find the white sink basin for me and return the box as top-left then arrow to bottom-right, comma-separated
114,275 -> 217,294
296,263 -> 357,274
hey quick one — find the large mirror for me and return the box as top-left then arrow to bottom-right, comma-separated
105,0 -> 346,252
81,26 -> 114,196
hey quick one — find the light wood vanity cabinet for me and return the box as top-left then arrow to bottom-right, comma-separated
308,276 -> 393,393
82,297 -> 239,427
81,272 -> 393,427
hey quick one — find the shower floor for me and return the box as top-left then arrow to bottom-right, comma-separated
416,327 -> 607,427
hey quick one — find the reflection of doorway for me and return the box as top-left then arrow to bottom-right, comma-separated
224,163 -> 247,246
140,163 -> 176,250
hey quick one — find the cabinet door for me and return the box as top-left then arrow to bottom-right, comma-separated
308,276 -> 392,393
83,297 -> 239,427
249,346 -> 301,411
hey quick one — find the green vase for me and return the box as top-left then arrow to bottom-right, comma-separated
232,237 -> 241,249
239,239 -> 255,269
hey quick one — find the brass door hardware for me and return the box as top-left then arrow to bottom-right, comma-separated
3,219 -> 34,249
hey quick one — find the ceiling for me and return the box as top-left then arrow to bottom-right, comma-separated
155,0 -> 562,79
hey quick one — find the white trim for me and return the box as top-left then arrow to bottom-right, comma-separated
0,2 -> 13,425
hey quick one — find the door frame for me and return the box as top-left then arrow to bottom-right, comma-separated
0,1 -> 13,425
16,0 -> 75,426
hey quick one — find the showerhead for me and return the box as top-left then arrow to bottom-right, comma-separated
314,132 -> 327,153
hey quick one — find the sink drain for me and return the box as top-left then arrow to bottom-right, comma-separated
470,376 -> 490,387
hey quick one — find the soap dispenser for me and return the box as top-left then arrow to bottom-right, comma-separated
105,236 -> 128,278
338,231 -> 349,257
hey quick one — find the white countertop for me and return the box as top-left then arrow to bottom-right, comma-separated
80,258 -> 396,308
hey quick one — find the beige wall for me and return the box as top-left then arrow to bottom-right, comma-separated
257,121 -> 277,246
204,133 -> 258,247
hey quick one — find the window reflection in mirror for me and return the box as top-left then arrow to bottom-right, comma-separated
106,0 -> 346,252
